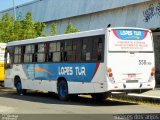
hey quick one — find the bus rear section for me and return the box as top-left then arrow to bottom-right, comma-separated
106,28 -> 155,93
0,43 -> 6,86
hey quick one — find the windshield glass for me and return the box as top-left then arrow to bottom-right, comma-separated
108,29 -> 153,52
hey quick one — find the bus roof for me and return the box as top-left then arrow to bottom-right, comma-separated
107,27 -> 151,32
7,29 -> 105,46
6,27 -> 151,46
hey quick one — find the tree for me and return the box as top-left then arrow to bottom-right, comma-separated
0,13 -> 14,42
21,12 -> 36,39
0,12 -> 46,43
64,21 -> 80,34
50,22 -> 57,36
10,20 -> 23,41
34,22 -> 46,37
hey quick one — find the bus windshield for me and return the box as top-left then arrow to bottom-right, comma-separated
108,29 -> 153,52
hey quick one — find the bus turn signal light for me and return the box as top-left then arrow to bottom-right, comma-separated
107,68 -> 112,73
109,73 -> 113,77
151,72 -> 154,76
151,67 -> 155,76
151,67 -> 155,72
107,68 -> 115,83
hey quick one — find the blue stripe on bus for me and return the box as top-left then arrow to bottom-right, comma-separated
23,63 -> 100,82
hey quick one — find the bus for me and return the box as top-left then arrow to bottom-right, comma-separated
0,43 -> 6,86
4,27 -> 155,100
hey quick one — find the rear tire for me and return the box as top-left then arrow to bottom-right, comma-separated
57,80 -> 69,101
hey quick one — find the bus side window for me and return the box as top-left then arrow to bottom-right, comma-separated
34,44 -> 38,62
49,42 -> 61,62
14,46 -> 21,64
37,43 -> 45,62
7,53 -> 10,64
5,49 -> 10,64
82,38 -> 92,61
65,40 -> 72,61
21,46 -> 25,63
61,41 -> 67,61
92,36 -> 103,61
98,40 -> 103,61
74,40 -> 81,61
5,47 -> 14,68
24,45 -> 34,63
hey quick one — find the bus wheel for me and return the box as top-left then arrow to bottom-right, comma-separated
0,82 -> 4,87
57,80 -> 69,101
15,79 -> 26,95
15,81 -> 23,95
91,93 -> 108,101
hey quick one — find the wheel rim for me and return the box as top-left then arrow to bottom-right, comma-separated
59,84 -> 67,97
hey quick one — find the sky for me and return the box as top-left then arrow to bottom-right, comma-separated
0,0 -> 34,11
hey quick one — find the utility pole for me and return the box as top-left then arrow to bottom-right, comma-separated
13,0 -> 16,20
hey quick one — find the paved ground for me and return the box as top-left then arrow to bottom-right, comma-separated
0,87 -> 160,114
139,89 -> 160,97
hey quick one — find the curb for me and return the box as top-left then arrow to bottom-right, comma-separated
111,94 -> 160,104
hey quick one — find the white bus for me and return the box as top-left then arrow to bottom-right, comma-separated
5,27 -> 155,100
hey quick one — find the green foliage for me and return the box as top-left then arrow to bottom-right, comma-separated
0,12 -> 46,43
21,12 -> 36,39
34,22 -> 46,37
0,13 -> 14,42
11,20 -> 23,41
0,13 -> 81,43
50,22 -> 57,36
64,21 -> 80,34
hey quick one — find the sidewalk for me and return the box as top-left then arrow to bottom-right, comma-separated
129,88 -> 160,98
112,88 -> 160,103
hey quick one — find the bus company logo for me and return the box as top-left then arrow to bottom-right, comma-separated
113,30 -> 148,40
58,67 -> 86,76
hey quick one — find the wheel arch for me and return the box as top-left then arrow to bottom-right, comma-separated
57,77 -> 67,87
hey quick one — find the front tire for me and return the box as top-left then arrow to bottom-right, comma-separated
57,80 -> 69,101
15,78 -> 26,95
15,81 -> 23,95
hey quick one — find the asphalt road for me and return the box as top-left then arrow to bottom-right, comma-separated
0,87 -> 160,114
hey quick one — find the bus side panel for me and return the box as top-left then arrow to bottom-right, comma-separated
68,82 -> 94,94
91,63 -> 107,93
69,63 -> 107,94
32,80 -> 57,92
5,63 -> 107,94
